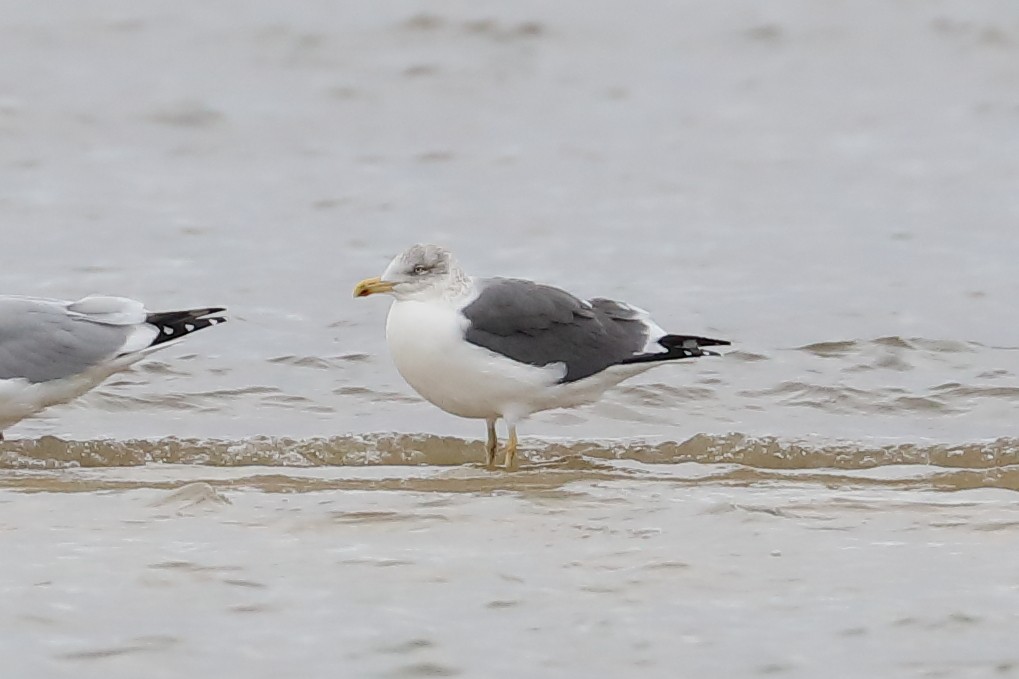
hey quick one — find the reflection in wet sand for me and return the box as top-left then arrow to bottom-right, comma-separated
4,472 -> 1019,678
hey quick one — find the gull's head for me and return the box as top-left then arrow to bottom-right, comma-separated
354,244 -> 466,301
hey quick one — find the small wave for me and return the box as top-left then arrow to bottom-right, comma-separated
618,384 -> 717,407
0,434 -> 482,470
725,350 -> 769,363
267,355 -> 336,370
333,387 -> 420,403
931,384 -> 1019,400
3,433 -> 1019,472
4,434 -> 1019,494
737,382 -> 958,414
797,337 -> 981,358
799,340 -> 858,357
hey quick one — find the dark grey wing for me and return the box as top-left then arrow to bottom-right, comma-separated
0,298 -> 131,383
461,278 -> 651,382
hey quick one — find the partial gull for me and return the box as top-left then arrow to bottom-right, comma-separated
354,244 -> 729,468
0,295 -> 225,438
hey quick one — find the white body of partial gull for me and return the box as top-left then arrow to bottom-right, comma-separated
355,244 -> 729,468
0,295 -> 225,437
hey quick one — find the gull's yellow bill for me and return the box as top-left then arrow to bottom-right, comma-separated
353,277 -> 395,298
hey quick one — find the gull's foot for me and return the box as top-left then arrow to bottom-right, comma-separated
504,428 -> 518,470
485,420 -> 498,469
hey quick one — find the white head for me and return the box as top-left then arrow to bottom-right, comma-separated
354,244 -> 469,302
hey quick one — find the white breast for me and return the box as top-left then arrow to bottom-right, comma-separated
385,299 -> 561,420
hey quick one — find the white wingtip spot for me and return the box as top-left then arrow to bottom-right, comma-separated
163,326 -> 174,335
184,323 -> 195,332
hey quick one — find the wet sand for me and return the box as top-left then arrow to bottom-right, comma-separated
5,463 -> 1019,678
2,0 -> 1019,677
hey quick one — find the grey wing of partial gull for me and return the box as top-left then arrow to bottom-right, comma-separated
0,297 -> 133,383
460,278 -> 652,383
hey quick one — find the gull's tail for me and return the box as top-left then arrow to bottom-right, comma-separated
144,307 -> 227,349
620,334 -> 731,366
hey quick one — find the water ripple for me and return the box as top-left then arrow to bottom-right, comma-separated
3,434 -> 1019,493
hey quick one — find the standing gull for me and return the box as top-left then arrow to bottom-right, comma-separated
354,244 -> 729,468
0,295 -> 225,438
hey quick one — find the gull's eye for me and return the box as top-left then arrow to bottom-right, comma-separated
412,264 -> 429,275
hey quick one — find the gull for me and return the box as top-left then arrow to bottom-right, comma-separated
0,295 -> 225,438
354,244 -> 729,468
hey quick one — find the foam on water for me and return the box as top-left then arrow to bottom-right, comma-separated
4,433 -> 1019,494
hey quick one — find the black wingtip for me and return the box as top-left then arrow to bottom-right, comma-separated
145,307 -> 227,348
659,334 -> 731,349
619,333 -> 731,367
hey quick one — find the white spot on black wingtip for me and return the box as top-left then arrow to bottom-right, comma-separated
184,323 -> 195,332
163,326 -> 174,335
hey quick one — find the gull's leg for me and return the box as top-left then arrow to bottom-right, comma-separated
504,424 -> 519,470
485,418 -> 498,468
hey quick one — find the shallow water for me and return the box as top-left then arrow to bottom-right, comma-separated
2,0 -> 1019,677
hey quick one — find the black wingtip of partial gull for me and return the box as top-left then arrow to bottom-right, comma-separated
145,307 -> 228,348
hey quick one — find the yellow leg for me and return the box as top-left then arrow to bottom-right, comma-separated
505,425 -> 518,470
485,419 -> 498,468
